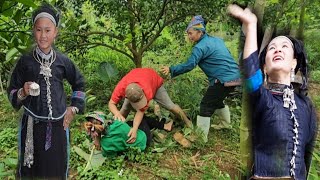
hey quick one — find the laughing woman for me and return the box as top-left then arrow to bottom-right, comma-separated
7,3 -> 85,179
228,4 -> 317,180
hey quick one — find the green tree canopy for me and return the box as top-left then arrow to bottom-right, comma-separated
61,0 -> 253,67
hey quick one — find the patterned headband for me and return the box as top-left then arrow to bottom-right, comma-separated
191,24 -> 205,31
270,36 -> 294,47
33,12 -> 57,26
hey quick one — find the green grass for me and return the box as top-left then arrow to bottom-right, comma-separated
0,94 -> 18,178
310,70 -> 320,84
308,83 -> 320,179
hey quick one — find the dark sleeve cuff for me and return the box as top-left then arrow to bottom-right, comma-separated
71,91 -> 86,114
242,51 -> 260,78
169,66 -> 175,78
8,88 -> 23,110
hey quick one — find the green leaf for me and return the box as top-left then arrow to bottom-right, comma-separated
0,162 -> 14,177
13,36 -> 20,47
2,7 -> 14,17
123,33 -> 132,44
13,9 -> 23,24
313,151 -> 320,161
0,33 -> 10,44
308,157 -> 320,180
17,45 -> 28,54
97,62 -> 119,83
269,0 -> 279,4
73,146 -> 90,161
73,146 -> 106,170
79,23 -> 88,30
13,0 -> 36,7
86,96 -> 96,103
0,163 -> 4,172
3,158 -> 17,168
5,48 -> 19,62
151,147 -> 167,153
0,170 -> 14,177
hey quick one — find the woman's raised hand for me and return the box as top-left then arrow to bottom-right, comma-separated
227,4 -> 257,25
227,4 -> 258,60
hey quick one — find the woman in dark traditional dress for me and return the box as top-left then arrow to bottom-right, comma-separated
7,3 -> 85,179
228,5 -> 317,180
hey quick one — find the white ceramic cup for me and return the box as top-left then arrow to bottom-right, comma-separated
29,82 -> 40,96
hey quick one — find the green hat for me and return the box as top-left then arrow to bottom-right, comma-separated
85,111 -> 106,124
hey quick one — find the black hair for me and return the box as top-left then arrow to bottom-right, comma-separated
32,3 -> 60,26
259,35 -> 308,92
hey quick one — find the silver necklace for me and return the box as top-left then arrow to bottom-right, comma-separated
34,48 -> 56,78
33,47 -> 56,119
283,87 -> 298,178
23,48 -> 57,167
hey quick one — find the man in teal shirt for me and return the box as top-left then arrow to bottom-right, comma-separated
161,15 -> 241,142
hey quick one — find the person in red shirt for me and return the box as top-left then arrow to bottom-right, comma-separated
108,68 -> 192,143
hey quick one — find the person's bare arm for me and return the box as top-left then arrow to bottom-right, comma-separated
228,4 -> 258,58
127,110 -> 144,143
108,99 -> 126,121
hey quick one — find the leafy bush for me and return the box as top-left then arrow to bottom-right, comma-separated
0,127 -> 18,178
310,70 -> 320,84
305,30 -> 320,71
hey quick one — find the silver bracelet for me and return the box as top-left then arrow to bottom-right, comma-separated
18,88 -> 27,101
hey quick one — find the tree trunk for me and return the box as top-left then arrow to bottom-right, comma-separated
239,28 -> 253,179
259,0 -> 288,54
253,0 -> 266,50
239,1 -> 266,178
134,53 -> 143,68
259,26 -> 274,55
297,0 -> 306,40
240,91 -> 252,178
0,74 -> 3,94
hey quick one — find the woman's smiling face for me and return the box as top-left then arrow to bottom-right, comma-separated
33,17 -> 57,54
264,36 -> 297,83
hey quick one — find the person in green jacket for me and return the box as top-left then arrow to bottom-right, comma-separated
161,15 -> 241,142
84,111 -> 173,157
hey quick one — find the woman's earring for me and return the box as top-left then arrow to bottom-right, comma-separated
264,73 -> 267,86
290,69 -> 295,82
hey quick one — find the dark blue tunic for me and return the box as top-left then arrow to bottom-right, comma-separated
8,50 -> 85,116
7,49 -> 85,179
244,51 -> 317,180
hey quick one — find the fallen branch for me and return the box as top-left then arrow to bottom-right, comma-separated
190,151 -> 200,168
173,154 -> 179,165
221,149 -> 239,156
